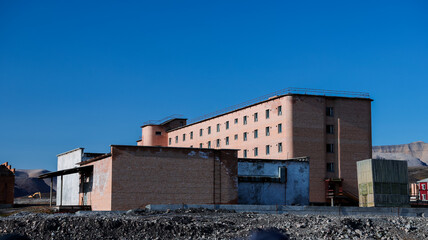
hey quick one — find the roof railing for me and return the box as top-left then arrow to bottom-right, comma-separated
141,114 -> 185,126
188,88 -> 369,124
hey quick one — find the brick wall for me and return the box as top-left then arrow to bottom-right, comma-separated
0,163 -> 15,205
110,146 -> 238,211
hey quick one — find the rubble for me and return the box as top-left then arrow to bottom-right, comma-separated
0,209 -> 427,239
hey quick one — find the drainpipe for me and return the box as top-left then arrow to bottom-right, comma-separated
337,118 -> 341,179
49,177 -> 53,207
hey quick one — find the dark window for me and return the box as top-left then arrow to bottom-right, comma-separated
266,145 -> 270,155
190,145 -> 193,148
243,150 -> 248,158
326,107 -> 334,117
326,144 -> 334,153
200,129 -> 203,136
254,113 -> 258,122
243,132 -> 248,141
278,106 -> 282,116
208,126 -> 211,134
254,147 -> 258,157
234,134 -> 238,140
234,118 -> 238,124
226,137 -> 229,145
243,116 -> 248,125
278,142 -> 283,152
216,139 -> 220,147
155,131 -> 162,136
327,163 -> 335,172
278,124 -> 282,133
199,143 -> 203,148
266,109 -> 270,119
190,131 -> 193,139
169,138 -> 171,145
266,127 -> 270,136
208,141 -> 211,149
175,136 -> 178,143
226,121 -> 229,129
254,129 -> 258,139
183,134 -> 186,141
217,124 -> 220,132
326,125 -> 334,134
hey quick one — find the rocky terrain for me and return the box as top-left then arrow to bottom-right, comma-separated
373,141 -> 428,167
1,208 -> 428,240
14,169 -> 56,198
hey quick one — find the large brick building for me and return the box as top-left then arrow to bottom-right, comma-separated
137,88 -> 373,203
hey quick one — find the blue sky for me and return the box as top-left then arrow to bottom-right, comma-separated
1,1 -> 427,171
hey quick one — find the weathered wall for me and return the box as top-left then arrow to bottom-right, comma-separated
238,159 -> 309,205
0,163 -> 15,205
83,156 -> 113,211
110,146 -> 238,211
57,148 -> 82,206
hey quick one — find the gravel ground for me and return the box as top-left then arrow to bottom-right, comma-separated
1,208 -> 428,239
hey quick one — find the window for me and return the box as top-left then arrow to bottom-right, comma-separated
216,139 -> 220,147
278,142 -> 283,153
243,116 -> 248,125
190,145 -> 193,148
208,126 -> 211,134
200,129 -> 203,136
266,145 -> 270,155
243,150 -> 248,158
169,138 -> 172,145
278,106 -> 282,116
266,127 -> 270,136
254,147 -> 258,157
199,143 -> 203,148
190,131 -> 193,139
422,184 -> 426,190
234,134 -> 238,140
278,124 -> 282,133
208,141 -> 211,149
155,131 -> 162,136
327,163 -> 335,172
175,136 -> 178,143
183,134 -> 186,141
326,144 -> 334,153
226,137 -> 229,145
243,132 -> 248,141
423,194 -> 427,201
326,107 -> 334,117
254,129 -> 258,139
217,124 -> 220,132
326,125 -> 334,134
266,109 -> 270,119
234,118 -> 238,124
254,113 -> 258,122
226,121 -> 229,129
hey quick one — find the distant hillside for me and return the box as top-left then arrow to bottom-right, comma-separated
373,141 -> 428,167
14,169 -> 56,197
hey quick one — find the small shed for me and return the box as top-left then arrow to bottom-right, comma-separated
357,159 -> 409,207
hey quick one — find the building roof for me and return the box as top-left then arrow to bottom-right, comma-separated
38,165 -> 93,179
417,178 -> 428,183
238,156 -> 309,163
57,148 -> 84,157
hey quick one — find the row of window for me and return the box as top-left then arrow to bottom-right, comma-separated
241,143 -> 283,158
169,124 -> 283,145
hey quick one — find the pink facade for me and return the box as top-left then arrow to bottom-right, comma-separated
139,93 -> 372,203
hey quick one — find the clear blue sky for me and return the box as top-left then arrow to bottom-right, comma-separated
1,1 -> 427,171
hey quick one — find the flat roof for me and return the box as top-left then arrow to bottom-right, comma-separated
57,148 -> 84,157
38,165 -> 93,179
238,156 -> 309,163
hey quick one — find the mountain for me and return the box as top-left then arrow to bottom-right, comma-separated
372,141 -> 428,167
14,169 -> 56,197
